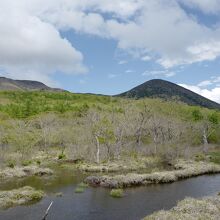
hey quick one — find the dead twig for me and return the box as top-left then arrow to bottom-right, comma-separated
42,201 -> 53,220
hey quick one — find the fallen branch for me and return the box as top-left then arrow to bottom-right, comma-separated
42,201 -> 53,220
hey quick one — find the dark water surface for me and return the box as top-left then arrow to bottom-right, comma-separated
0,167 -> 219,220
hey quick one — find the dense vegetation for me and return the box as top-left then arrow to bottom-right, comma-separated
119,79 -> 220,110
0,90 -> 219,167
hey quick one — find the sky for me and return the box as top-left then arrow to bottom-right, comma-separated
0,0 -> 220,103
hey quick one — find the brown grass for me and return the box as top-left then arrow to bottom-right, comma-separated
143,195 -> 220,220
0,186 -> 44,209
85,160 -> 220,188
0,165 -> 53,179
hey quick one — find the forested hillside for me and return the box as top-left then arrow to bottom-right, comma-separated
0,90 -> 219,166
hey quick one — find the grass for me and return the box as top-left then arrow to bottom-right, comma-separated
58,153 -> 66,160
55,192 -> 63,197
110,189 -> 124,198
78,182 -> 88,188
78,156 -> 162,173
74,182 -> 89,193
0,165 -> 53,179
208,151 -> 220,164
74,187 -> 85,193
7,160 -> 16,168
144,195 -> 220,220
85,160 -> 220,188
21,160 -> 32,166
0,186 -> 44,209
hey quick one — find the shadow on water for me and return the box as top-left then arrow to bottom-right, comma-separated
0,166 -> 220,220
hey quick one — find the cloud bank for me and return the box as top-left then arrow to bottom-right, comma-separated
180,76 -> 220,103
1,0 -> 220,85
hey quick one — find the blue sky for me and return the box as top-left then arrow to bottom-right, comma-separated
57,30 -> 220,96
1,0 -> 220,102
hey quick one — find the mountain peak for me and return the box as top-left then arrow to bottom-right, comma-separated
118,79 -> 220,110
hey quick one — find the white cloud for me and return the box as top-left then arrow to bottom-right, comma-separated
180,83 -> 220,103
197,76 -> 220,87
179,0 -> 220,14
197,80 -> 212,87
125,69 -> 134,73
213,76 -> 220,83
0,0 -> 87,85
165,72 -> 176,77
108,74 -> 117,79
118,60 -> 128,65
141,56 -> 151,61
2,0 -> 220,84
142,70 -> 176,78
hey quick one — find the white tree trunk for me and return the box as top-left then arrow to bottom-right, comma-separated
95,136 -> 100,164
153,135 -> 157,155
203,128 -> 208,153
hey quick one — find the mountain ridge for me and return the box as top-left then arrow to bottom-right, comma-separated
0,76 -> 64,92
118,79 -> 220,110
0,76 -> 219,110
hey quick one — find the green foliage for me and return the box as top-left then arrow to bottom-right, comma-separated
95,118 -> 115,144
21,160 -> 32,166
110,189 -> 124,198
58,152 -> 66,160
36,160 -> 41,165
194,153 -> 205,162
208,132 -> 218,144
78,182 -> 89,188
208,112 -> 219,125
0,91 -> 118,119
74,182 -> 88,193
74,187 -> 85,193
0,90 -> 220,164
7,160 -> 16,168
129,151 -> 138,160
192,109 -> 203,121
208,152 -> 220,164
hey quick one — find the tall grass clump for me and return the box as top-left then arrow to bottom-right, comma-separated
110,189 -> 124,198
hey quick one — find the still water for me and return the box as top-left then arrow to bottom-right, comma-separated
0,167 -> 219,220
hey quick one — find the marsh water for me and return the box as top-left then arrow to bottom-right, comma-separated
0,166 -> 220,220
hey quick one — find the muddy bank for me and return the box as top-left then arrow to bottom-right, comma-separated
0,165 -> 53,180
0,186 -> 44,209
85,160 -> 220,188
144,195 -> 220,220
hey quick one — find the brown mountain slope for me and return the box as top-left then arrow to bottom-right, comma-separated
0,77 -> 63,91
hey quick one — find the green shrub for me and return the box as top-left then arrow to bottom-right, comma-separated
208,152 -> 220,164
110,189 -> 124,198
195,153 -> 205,162
58,152 -> 66,160
7,160 -> 16,168
78,182 -> 88,188
36,160 -> 41,165
74,182 -> 88,193
74,187 -> 85,193
208,132 -> 218,144
21,160 -> 32,166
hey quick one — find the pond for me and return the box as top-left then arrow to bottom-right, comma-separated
0,167 -> 219,220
